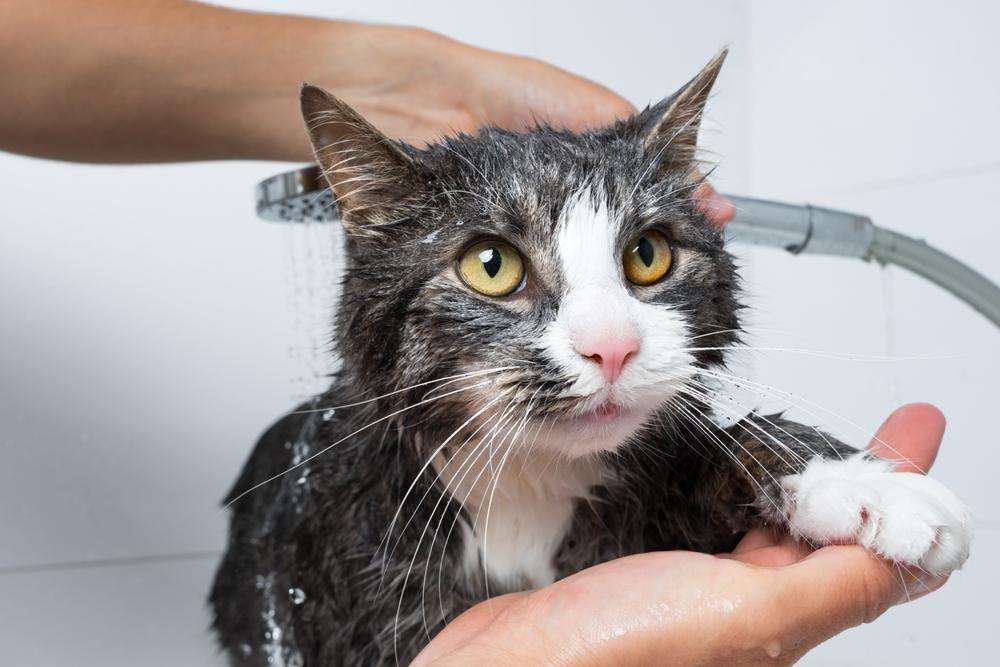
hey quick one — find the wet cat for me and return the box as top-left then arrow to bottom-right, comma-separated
210,50 -> 971,666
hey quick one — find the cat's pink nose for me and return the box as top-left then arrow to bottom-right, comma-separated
576,337 -> 640,384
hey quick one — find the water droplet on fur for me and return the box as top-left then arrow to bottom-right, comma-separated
288,587 -> 307,605
295,470 -> 309,485
240,643 -> 253,657
421,229 -> 439,244
764,640 -> 781,658
291,441 -> 310,465
322,409 -> 336,421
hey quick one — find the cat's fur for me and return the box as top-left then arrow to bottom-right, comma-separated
210,50 -> 971,666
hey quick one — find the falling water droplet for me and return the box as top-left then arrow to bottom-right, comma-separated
288,587 -> 307,605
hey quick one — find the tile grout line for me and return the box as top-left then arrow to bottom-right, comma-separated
819,160 -> 1000,198
0,549 -> 223,577
3,521 -> 999,577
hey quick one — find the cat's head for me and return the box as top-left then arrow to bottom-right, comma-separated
302,49 -> 739,458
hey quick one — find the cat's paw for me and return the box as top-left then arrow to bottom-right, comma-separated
780,454 -> 972,576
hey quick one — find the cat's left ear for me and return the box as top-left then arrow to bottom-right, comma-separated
301,84 -> 421,233
626,48 -> 727,172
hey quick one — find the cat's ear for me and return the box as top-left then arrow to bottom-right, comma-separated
629,48 -> 727,172
300,84 -> 420,230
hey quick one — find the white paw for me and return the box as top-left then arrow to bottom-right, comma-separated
781,454 -> 972,576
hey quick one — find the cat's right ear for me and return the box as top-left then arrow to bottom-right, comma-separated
300,84 -> 420,233
614,48 -> 727,175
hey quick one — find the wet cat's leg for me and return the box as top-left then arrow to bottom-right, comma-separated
707,413 -> 972,576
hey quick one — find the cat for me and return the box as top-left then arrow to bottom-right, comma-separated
210,49 -> 972,666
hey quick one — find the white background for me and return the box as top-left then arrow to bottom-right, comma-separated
0,1 -> 996,664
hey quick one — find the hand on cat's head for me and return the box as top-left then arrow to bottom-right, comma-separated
315,27 -> 734,227
413,403 -> 951,667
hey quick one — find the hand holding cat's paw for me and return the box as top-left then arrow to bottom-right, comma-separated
781,454 -> 972,576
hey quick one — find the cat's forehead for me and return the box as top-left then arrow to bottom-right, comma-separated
422,129 -> 680,236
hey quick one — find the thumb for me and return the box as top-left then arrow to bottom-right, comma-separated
867,402 -> 945,474
766,546 -> 947,651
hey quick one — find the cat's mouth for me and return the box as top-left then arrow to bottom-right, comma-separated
574,398 -> 628,426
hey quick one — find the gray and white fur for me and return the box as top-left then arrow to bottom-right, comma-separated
210,50 -> 971,666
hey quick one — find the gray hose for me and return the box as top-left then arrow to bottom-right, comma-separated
866,227 -> 1000,328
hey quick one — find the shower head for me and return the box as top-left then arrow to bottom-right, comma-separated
254,167 -> 1000,330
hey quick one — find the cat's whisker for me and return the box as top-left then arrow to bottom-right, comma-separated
697,367 -> 922,472
684,328 -> 745,342
681,379 -> 808,469
480,390 -> 539,609
293,366 -> 519,415
391,399 -> 514,645
226,380 -> 495,507
403,391 -> 521,624
516,413 -> 551,479
445,392 -> 531,613
673,395 -> 789,514
673,397 -> 761,484
414,419 -> 502,638
708,382 -> 841,463
430,398 -> 523,626
680,344 -> 952,363
419,366 -> 530,402
684,376 -> 819,463
377,389 -> 512,577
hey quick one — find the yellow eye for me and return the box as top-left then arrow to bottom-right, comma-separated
623,230 -> 673,285
458,240 -> 525,297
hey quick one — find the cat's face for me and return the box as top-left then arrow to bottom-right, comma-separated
303,50 -> 739,458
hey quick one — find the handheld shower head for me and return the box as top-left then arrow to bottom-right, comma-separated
253,167 -> 1000,330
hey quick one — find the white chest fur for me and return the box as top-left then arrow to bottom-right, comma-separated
434,447 -> 606,589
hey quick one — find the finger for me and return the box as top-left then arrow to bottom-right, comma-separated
731,538 -> 814,567
768,546 -> 948,649
731,527 -> 782,554
557,93 -> 636,132
867,402 -> 945,474
693,181 -> 736,227
410,592 -> 527,667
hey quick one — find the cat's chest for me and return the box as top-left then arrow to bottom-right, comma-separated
432,446 -> 608,589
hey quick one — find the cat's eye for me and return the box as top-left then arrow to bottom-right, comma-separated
623,230 -> 673,286
458,240 -> 525,297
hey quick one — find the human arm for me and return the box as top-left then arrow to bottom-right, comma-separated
0,0 -> 635,163
0,1 -> 735,223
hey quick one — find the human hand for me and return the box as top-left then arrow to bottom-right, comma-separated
324,25 -> 734,227
412,403 -> 950,667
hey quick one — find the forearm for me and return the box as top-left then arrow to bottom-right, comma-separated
0,1 -> 444,163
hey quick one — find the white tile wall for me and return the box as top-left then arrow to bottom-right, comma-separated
746,2 -> 999,664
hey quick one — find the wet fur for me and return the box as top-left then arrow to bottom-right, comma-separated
210,51 -> 966,665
